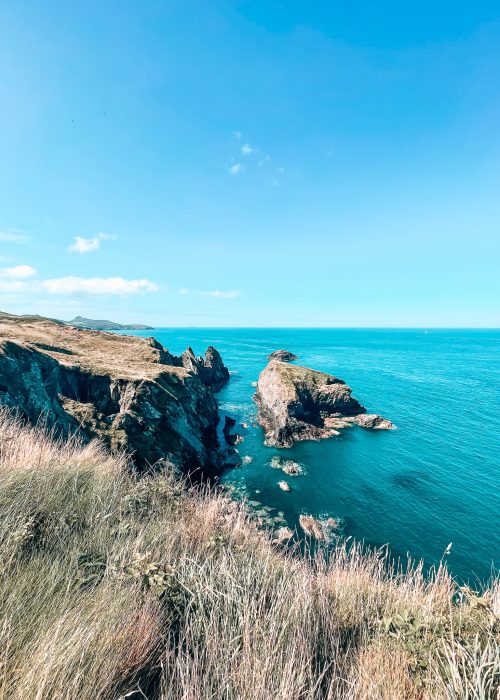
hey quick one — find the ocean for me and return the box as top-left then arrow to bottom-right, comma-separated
125,328 -> 500,584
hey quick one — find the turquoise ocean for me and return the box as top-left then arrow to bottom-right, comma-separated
125,328 -> 499,584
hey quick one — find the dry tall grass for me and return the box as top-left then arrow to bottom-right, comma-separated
0,407 -> 498,699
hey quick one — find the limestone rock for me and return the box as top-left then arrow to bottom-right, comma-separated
277,480 -> 291,492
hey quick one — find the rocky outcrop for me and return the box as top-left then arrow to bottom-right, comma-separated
0,312 -> 229,476
181,346 -> 229,392
223,415 -> 244,446
268,350 -> 298,362
255,360 -> 393,447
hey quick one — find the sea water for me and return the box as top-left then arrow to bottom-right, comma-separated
125,328 -> 500,584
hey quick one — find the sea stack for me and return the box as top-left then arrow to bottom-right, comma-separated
255,359 -> 394,447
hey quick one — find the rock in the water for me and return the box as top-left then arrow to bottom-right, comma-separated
255,360 -> 365,447
181,346 -> 229,392
277,480 -> 291,492
353,413 -> 395,430
299,514 -> 325,540
223,415 -> 244,445
268,349 -> 298,362
0,312 -> 229,476
281,461 -> 304,476
255,360 -> 392,447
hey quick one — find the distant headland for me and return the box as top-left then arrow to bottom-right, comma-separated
67,316 -> 153,331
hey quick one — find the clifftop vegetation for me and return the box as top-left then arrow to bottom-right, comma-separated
0,407 -> 498,699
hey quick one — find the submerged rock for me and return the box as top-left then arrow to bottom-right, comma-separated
255,360 -> 392,447
0,312 -> 229,477
277,480 -> 291,492
268,349 -> 298,363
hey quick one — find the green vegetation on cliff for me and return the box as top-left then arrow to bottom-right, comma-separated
0,407 -> 498,699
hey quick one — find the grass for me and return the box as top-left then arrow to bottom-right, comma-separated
0,406 -> 498,699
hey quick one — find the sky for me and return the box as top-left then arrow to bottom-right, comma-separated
0,1 -> 499,327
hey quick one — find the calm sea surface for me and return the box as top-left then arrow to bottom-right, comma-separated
126,328 -> 500,584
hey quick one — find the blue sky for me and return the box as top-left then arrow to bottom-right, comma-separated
1,1 -> 499,327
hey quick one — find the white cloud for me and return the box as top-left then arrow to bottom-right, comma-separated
229,163 -> 244,175
41,276 -> 159,295
241,144 -> 254,155
0,230 -> 30,243
0,265 -> 37,279
68,233 -> 116,254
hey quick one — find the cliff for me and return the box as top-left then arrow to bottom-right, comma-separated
0,311 -> 229,475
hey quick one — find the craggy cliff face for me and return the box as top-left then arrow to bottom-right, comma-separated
255,359 -> 394,448
0,312 -> 229,476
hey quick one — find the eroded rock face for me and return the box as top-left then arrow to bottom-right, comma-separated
255,360 -> 364,447
181,346 -> 229,392
268,349 -> 298,362
255,360 -> 393,447
0,312 -> 229,476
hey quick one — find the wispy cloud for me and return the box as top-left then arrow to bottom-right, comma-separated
41,276 -> 158,295
0,265 -> 37,279
0,274 -> 158,296
68,233 -> 117,254
179,289 -> 240,299
233,131 -> 242,140
0,230 -> 30,244
229,163 -> 244,175
241,143 -> 254,155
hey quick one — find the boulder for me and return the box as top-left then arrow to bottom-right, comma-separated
277,480 -> 291,492
268,349 -> 298,362
353,413 -> 395,430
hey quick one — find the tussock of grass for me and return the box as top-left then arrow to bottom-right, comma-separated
0,407 -> 498,699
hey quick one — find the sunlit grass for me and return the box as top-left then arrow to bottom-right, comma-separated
0,407 -> 498,699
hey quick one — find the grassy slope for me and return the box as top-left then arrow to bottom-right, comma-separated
0,408 -> 498,699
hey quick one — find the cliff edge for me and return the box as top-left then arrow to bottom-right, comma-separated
0,311 -> 229,475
